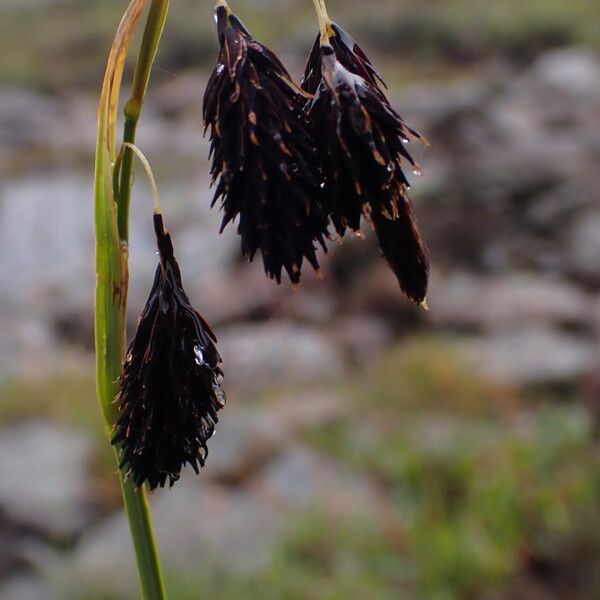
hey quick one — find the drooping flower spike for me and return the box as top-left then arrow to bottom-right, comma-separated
203,1 -> 329,285
112,213 -> 226,490
302,4 -> 429,304
371,206 -> 429,304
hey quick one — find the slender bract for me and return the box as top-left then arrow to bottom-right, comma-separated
113,214 -> 226,490
94,1 -> 168,598
203,4 -> 329,285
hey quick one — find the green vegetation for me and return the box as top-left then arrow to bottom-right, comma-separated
305,407 -> 600,599
0,371 -> 121,496
1,0 -> 598,90
301,337 -> 600,599
154,396 -> 600,600
0,370 -> 97,425
45,336 -> 600,600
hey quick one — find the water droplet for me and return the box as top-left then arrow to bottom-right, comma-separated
402,138 -> 410,144
216,64 -> 225,74
213,386 -> 226,407
194,344 -> 205,366
413,167 -> 422,176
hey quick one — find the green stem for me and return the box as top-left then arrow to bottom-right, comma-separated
95,1 -> 170,598
96,127 -> 165,600
114,4 -> 170,597
120,478 -> 166,600
117,0 -> 170,242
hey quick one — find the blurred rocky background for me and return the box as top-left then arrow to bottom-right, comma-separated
1,0 -> 600,598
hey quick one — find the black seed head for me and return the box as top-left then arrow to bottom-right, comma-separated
203,5 -> 329,285
303,26 -> 429,303
112,213 -> 226,490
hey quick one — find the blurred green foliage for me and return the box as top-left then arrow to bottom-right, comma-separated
0,370 -> 97,425
75,337 -> 600,599
299,338 -> 600,599
1,0 -> 598,91
0,371 -> 120,499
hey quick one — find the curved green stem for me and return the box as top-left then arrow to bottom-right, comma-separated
117,0 -> 170,242
116,142 -> 162,213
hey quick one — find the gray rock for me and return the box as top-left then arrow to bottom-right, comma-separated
592,295 -> 600,336
69,444 -> 381,599
525,181 -> 594,232
0,168 -> 237,367
346,260 -> 424,319
281,290 -> 337,324
431,272 -> 592,330
0,90 -> 63,154
0,574 -> 49,600
180,388 -> 345,490
331,316 -> 392,364
0,87 -> 206,173
532,49 -> 600,98
218,322 -> 345,393
0,421 -> 95,538
257,445 -> 383,518
265,392 -> 344,432
459,327 -> 597,385
202,409 -> 285,484
391,78 -> 489,130
69,480 -> 279,599
564,212 -> 600,286
204,393 -> 344,483
187,266 -> 283,326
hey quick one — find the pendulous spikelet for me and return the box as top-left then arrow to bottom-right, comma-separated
303,26 -> 429,304
112,213 -> 226,490
371,203 -> 429,304
203,4 -> 329,285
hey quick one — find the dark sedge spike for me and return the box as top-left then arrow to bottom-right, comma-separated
309,44 -> 418,233
305,34 -> 430,304
112,212 -> 226,490
203,4 -> 329,286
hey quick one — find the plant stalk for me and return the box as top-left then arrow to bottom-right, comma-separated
311,0 -> 333,43
117,0 -> 170,242
94,1 -> 170,598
